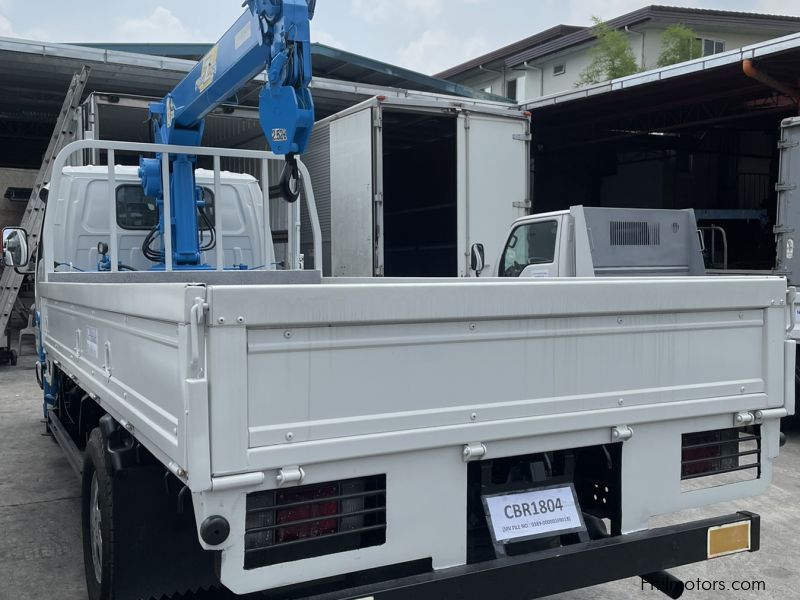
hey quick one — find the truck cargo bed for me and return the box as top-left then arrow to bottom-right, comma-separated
38,274 -> 792,592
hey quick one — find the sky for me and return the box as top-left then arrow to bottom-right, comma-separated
0,0 -> 798,75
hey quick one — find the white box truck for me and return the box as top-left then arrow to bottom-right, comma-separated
301,96 -> 531,277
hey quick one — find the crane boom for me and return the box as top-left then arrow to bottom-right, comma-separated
138,0 -> 316,269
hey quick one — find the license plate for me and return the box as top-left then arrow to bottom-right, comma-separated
483,484 -> 586,544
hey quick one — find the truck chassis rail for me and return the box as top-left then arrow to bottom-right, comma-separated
291,512 -> 760,600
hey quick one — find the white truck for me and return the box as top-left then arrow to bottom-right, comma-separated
3,139 -> 797,600
495,203 -> 800,358
494,206 -> 707,279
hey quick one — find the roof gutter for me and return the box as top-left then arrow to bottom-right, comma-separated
742,58 -> 800,103
625,26 -> 645,70
479,64 -> 504,75
511,61 -> 544,98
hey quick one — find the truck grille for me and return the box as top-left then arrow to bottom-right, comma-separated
681,427 -> 761,489
610,221 -> 661,246
244,475 -> 387,570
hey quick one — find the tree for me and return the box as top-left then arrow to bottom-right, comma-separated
576,17 -> 639,87
657,24 -> 702,67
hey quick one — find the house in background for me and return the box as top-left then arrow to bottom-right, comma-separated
436,5 -> 800,102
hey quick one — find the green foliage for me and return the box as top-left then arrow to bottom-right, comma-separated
657,24 -> 702,67
576,17 -> 639,87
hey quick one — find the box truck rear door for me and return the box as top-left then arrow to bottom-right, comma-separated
457,113 -> 530,277
776,117 -> 800,286
328,106 -> 376,277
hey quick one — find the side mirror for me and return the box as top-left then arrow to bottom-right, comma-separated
2,227 -> 30,268
39,187 -> 49,203
470,243 -> 485,276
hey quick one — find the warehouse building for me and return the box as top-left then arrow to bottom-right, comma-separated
523,33 -> 800,274
0,38 -> 502,235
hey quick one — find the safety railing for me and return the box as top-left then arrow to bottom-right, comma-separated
698,225 -> 729,271
44,140 -> 322,282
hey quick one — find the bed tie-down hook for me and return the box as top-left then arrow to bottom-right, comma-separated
103,341 -> 113,381
190,297 -> 209,368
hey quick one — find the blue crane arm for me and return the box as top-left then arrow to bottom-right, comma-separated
150,0 -> 315,154
138,0 -> 316,269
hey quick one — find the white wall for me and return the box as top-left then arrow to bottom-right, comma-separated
455,25 -> 787,103
461,71 -> 502,96
638,25 -> 771,71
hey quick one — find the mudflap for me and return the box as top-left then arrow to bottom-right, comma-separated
102,416 -> 219,600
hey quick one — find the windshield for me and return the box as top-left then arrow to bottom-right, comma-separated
499,220 -> 558,277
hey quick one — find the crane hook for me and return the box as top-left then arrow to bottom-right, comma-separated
279,153 -> 301,203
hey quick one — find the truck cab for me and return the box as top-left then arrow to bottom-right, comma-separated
51,166 -> 274,273
496,206 -> 707,279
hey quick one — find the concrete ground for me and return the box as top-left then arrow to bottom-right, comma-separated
2,346 -> 799,600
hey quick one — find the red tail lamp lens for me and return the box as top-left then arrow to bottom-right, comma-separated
275,483 -> 339,543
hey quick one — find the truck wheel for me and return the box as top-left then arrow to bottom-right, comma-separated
82,428 -> 114,600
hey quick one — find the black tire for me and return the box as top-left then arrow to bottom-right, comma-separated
82,428 -> 115,600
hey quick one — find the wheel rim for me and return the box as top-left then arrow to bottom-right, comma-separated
89,473 -> 103,582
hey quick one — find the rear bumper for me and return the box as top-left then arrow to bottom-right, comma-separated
275,511 -> 760,600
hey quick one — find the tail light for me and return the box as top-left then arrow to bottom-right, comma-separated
275,483 -> 339,544
244,475 -> 386,570
681,427 -> 761,488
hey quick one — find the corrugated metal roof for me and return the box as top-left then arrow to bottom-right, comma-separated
0,36 -> 511,168
74,43 -> 213,61
70,41 -> 504,102
309,44 -> 505,101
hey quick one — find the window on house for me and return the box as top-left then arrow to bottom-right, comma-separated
697,38 -> 725,57
553,63 -> 566,76
506,78 -> 519,101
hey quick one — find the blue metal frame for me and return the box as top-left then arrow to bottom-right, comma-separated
36,310 -> 59,417
138,0 -> 316,270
